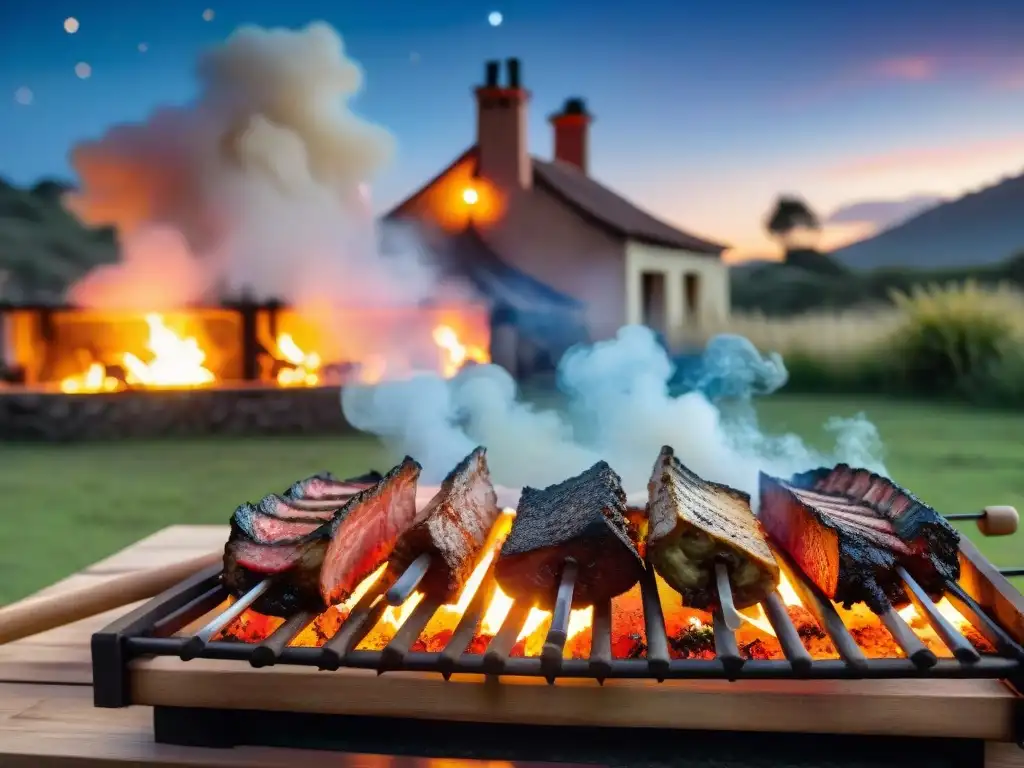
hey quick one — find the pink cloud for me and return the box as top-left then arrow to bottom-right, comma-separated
869,56 -> 939,81
825,135 -> 1024,178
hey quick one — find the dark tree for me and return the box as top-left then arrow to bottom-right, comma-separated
766,195 -> 820,251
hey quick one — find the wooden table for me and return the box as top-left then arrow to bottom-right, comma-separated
1,525 -> 1023,767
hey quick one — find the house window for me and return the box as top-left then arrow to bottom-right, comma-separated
683,272 -> 700,323
640,271 -> 667,334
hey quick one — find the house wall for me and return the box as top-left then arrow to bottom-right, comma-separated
484,185 -> 627,342
624,241 -> 730,342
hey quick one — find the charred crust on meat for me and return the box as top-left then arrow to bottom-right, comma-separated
494,461 -> 643,609
646,446 -> 779,612
387,447 -> 501,600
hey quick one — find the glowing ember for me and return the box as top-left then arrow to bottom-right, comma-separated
274,333 -> 322,387
60,313 -> 215,392
432,324 -> 489,378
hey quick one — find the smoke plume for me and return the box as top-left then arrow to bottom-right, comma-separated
342,327 -> 885,501
67,22 -> 436,310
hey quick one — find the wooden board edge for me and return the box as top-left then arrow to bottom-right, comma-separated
960,538 -> 1024,644
987,742 -> 1024,768
128,658 -> 1017,741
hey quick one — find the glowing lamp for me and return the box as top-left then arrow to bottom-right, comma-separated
462,187 -> 479,205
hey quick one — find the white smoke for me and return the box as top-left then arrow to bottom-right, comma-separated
66,22 -> 436,311
342,326 -> 886,501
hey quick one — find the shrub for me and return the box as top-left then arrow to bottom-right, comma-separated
885,281 -> 1024,402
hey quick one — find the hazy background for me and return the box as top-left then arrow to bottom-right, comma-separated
3,0 -> 1024,260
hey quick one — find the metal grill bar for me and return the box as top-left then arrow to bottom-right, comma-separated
179,578 -> 271,661
320,580 -> 392,671
588,598 -> 613,682
639,564 -> 670,680
483,601 -> 530,675
775,554 -> 869,671
897,566 -> 980,664
95,531 -> 1023,692
250,610 -> 314,668
762,591 -> 813,674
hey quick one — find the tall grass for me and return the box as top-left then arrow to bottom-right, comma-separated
685,282 -> 1024,406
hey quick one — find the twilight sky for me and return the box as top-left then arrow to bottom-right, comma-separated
2,0 -> 1024,260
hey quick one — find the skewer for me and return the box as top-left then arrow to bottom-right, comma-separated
540,558 -> 578,682
588,598 -> 613,683
877,605 -> 937,669
896,566 -> 980,664
761,591 -> 813,674
249,610 -> 315,668
714,563 -> 744,632
385,553 -> 433,606
944,506 -> 1018,537
180,578 -> 272,661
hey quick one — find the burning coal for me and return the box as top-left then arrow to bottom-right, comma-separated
65,23 -> 440,318
342,327 -> 886,499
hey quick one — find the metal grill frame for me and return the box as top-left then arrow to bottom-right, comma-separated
92,536 -> 1024,710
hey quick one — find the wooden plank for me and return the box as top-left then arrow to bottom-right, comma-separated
0,683 -> 580,768
129,657 -> 1018,741
0,644 -> 93,685
986,742 -> 1024,768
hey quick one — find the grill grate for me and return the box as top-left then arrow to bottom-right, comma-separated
93,532 -> 1024,709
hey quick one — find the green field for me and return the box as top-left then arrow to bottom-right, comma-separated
1,394 -> 1022,605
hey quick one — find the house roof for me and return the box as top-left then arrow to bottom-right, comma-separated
383,147 -> 727,255
427,226 -> 583,314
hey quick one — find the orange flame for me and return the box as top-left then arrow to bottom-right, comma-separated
274,333 -> 322,387
61,313 -> 215,392
432,324 -> 490,379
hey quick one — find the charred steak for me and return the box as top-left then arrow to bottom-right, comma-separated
494,461 -> 643,609
790,463 -> 960,591
222,459 -> 421,617
231,497 -> 329,544
283,470 -> 382,501
318,457 -> 422,607
387,447 -> 501,601
759,473 -> 919,610
646,446 -> 779,611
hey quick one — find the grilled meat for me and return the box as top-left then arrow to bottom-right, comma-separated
759,473 -> 917,610
387,447 -> 501,600
319,457 -> 422,607
494,461 -> 643,608
222,459 -> 421,617
283,470 -> 383,501
646,446 -> 779,611
790,464 -> 960,590
231,496 -> 330,544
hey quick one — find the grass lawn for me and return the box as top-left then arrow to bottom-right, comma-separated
1,393 -> 1023,605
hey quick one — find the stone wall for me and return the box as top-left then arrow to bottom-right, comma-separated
0,385 -> 356,441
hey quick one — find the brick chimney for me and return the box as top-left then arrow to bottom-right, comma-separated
549,97 -> 592,174
474,58 -> 532,190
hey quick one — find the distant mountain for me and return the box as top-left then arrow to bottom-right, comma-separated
832,171 -> 1024,270
826,195 -> 945,229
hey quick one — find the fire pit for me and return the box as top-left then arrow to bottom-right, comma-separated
0,300 -> 490,440
92,507 -> 1024,765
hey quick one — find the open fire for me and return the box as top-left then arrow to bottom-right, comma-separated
53,313 -> 489,393
209,508 -> 993,663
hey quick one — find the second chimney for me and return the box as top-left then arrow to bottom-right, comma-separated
549,97 -> 592,174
